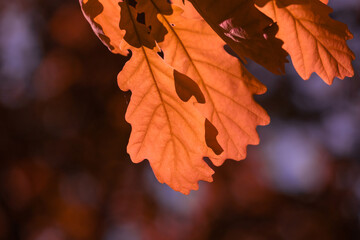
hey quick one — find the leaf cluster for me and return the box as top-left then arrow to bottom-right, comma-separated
80,0 -> 355,194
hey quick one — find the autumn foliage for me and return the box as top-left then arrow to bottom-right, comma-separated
79,0 -> 355,194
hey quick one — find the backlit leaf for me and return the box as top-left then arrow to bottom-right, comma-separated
156,6 -> 270,165
256,0 -> 355,84
81,0 -> 215,194
119,1 -> 216,194
119,48 -> 214,194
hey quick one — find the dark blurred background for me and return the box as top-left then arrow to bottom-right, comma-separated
0,0 -> 359,239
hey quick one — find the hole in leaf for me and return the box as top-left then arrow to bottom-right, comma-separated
157,50 -> 164,59
173,70 -> 205,104
128,0 -> 137,7
205,119 -> 223,155
170,23 -> 175,27
263,22 -> 279,40
136,12 -> 145,25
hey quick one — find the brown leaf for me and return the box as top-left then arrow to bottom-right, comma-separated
186,0 -> 288,74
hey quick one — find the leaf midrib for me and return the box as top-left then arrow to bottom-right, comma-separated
125,1 -> 176,156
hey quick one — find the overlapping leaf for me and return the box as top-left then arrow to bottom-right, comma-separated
256,0 -> 355,84
183,0 -> 288,74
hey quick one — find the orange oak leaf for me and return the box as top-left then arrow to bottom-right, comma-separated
118,2 -> 217,194
185,0 -> 288,74
154,5 -> 270,165
256,0 -> 355,84
81,0 -> 216,194
119,48 -> 215,194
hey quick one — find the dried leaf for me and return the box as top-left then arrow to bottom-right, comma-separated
156,6 -> 270,165
119,1 -> 215,194
119,48 -> 214,194
256,0 -> 355,84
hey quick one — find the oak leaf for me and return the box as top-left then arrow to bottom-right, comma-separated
119,2 -> 218,194
155,6 -> 270,165
256,0 -> 355,84
121,1 -> 218,194
119,48 -> 214,194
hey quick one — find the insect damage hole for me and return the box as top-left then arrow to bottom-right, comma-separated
157,50 -> 164,59
128,0 -> 137,7
205,119 -> 223,155
173,70 -> 205,103
136,12 -> 145,25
